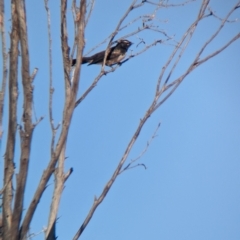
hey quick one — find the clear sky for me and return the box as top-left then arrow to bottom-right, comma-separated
1,0 -> 240,239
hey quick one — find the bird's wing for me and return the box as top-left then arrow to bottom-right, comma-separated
87,50 -> 107,65
88,47 -> 121,65
105,47 -> 122,61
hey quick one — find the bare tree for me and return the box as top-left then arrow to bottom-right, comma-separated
0,0 -> 239,239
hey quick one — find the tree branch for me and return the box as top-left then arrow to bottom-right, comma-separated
20,1 -> 86,238
12,0 -> 33,239
0,0 -> 8,141
119,122 -> 161,174
73,1 -> 240,238
2,0 -> 19,239
73,99 -> 157,239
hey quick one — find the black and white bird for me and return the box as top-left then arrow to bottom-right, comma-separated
72,39 -> 132,67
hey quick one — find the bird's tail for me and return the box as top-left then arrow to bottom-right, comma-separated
71,57 -> 92,66
82,57 -> 92,64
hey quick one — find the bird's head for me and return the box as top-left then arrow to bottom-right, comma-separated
116,39 -> 133,49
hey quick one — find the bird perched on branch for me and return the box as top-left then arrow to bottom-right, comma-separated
72,39 -> 133,67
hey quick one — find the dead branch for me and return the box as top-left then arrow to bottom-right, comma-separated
194,1 -> 240,64
1,1 -> 238,239
11,0 -> 33,238
156,0 -> 210,92
46,145 -> 65,239
154,31 -> 240,112
196,33 -> 240,65
74,37 -> 168,108
20,1 -> 86,239
71,0 -> 94,68
84,2 -> 163,56
153,1 -> 240,111
208,6 -> 239,23
101,0 -> 139,70
73,98 -> 156,239
122,163 -> 147,172
0,0 -> 8,141
44,0 -> 56,157
2,0 -> 19,239
74,0 -> 192,110
146,0 -> 196,7
46,0 -> 84,236
27,227 -> 46,239
74,71 -> 104,107
74,0 -> 173,109
61,0 -> 71,87
121,39 -> 165,64
119,122 -> 161,174
73,1 -> 240,239
85,0 -> 94,27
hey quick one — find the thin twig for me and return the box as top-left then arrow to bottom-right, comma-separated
75,36 -> 171,109
119,122 -> 161,174
146,0 -> 195,7
85,0 -> 94,26
194,1 -> 240,64
153,1 -> 240,111
120,38 -> 165,65
196,33 -> 240,65
208,6 -> 239,23
156,0 -> 210,92
74,0 -> 143,109
101,0 -> 139,71
82,0 -> 168,60
44,0 -> 56,157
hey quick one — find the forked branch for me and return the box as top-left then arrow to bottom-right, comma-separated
72,1 -> 240,239
20,1 -> 86,239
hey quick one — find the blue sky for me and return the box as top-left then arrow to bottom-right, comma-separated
1,0 -> 240,239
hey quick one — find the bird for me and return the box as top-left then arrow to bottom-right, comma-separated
72,39 -> 132,67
